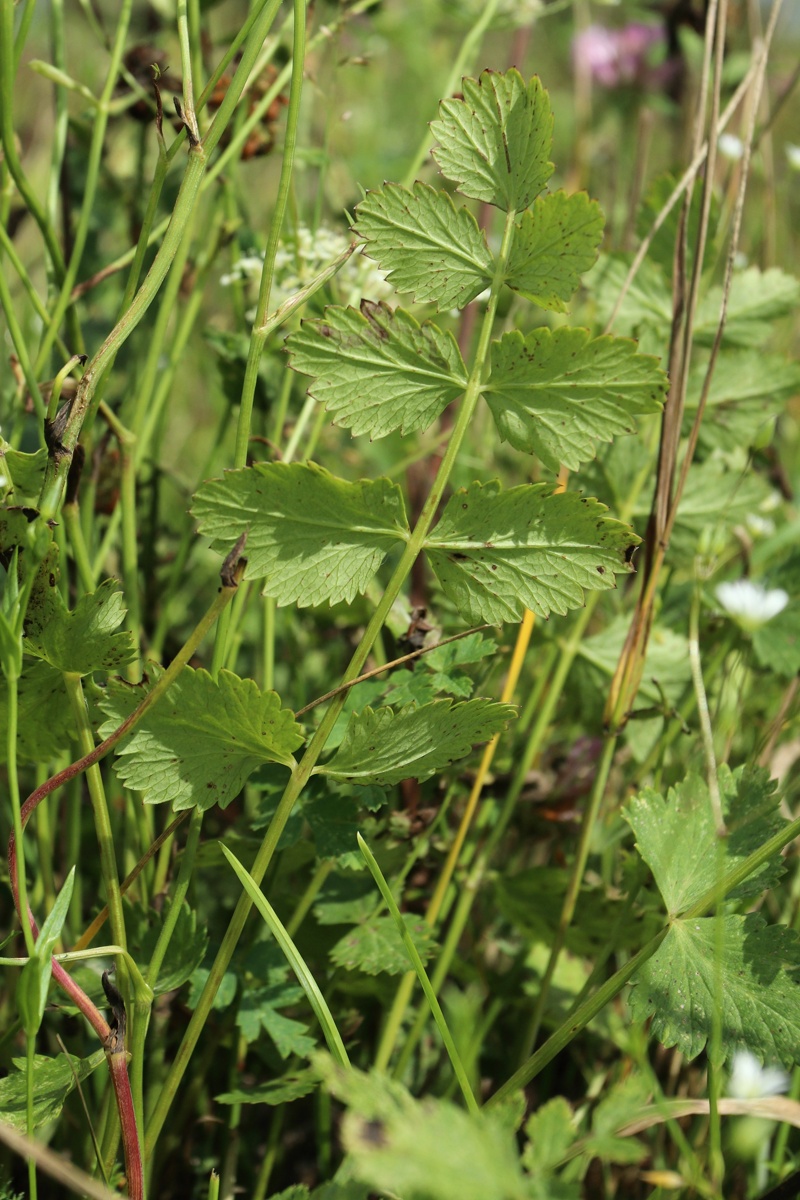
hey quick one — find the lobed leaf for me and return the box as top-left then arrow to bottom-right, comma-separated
24,577 -> 136,675
330,915 -> 437,976
98,666 -> 304,811
286,301 -> 467,438
216,1066 -> 320,1106
685,350 -> 800,453
629,913 -> 800,1066
354,181 -> 493,310
430,69 -> 553,212
485,327 -> 666,472
315,697 -> 516,786
192,461 -> 409,607
0,659 -> 73,765
624,767 -> 786,915
425,481 -> 635,624
506,192 -> 604,311
695,267 -> 800,348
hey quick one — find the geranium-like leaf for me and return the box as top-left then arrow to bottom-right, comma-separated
315,698 -> 516,786
624,767 -> 786,915
286,301 -> 467,438
354,182 -> 493,310
425,481 -> 635,624
98,666 -> 304,811
216,1066 -> 320,1106
506,192 -> 604,311
430,69 -> 553,211
485,327 -> 666,472
0,1050 -> 106,1132
685,350 -> 800,453
0,438 -> 46,503
629,913 -> 800,1066
330,915 -> 437,976
25,578 -> 136,675
192,461 -> 408,607
0,659 -> 73,765
695,267 -> 800,348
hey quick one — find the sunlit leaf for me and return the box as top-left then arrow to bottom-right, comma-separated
425,481 -> 635,624
287,301 -> 467,438
506,192 -> 604,311
192,461 -> 408,607
98,667 -> 303,811
330,915 -> 437,976
0,1051 -> 105,1132
354,181 -> 493,310
431,69 -> 553,211
316,698 -> 515,786
485,327 -> 666,471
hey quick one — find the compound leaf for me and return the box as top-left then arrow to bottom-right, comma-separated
216,1066 -> 320,1106
192,461 -> 408,607
629,913 -> 800,1066
506,192 -> 604,311
286,301 -> 467,438
430,68 -> 553,211
425,481 -> 635,624
25,578 -> 136,675
330,915 -> 436,976
485,327 -> 666,472
98,666 -> 304,811
315,698 -> 516,786
354,182 -> 493,310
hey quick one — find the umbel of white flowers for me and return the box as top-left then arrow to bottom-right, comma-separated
715,579 -> 789,632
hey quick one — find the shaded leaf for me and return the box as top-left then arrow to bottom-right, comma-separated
330,915 -> 436,976
354,182 -> 493,310
98,666 -> 303,811
629,913 -> 800,1066
695,267 -> 800,348
316,698 -> 515,786
287,302 -> 467,438
425,481 -> 635,624
215,1066 -> 320,1106
685,351 -> 800,453
304,793 -> 361,861
237,981 -> 317,1056
752,605 -> 800,678
138,900 -> 208,994
0,659 -> 73,765
193,461 -> 408,607
486,327 -> 666,472
25,578 -> 136,675
0,439 -> 47,503
0,1051 -> 105,1132
506,193 -> 604,311
430,69 -> 553,211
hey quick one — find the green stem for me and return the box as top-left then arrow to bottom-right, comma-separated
145,188 -> 520,1168
8,672 -> 35,958
520,733 -> 618,1058
26,1031 -> 37,1199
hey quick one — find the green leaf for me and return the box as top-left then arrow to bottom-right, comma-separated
752,605 -> 800,677
236,980 -> 317,1057
319,1056 -> 532,1200
522,1097 -> 576,1175
0,660 -> 73,765
215,1066 -> 320,1106
20,867 -> 77,1030
0,1050 -> 105,1132
629,913 -> 800,1066
354,181 -> 493,311
330,914 -> 436,976
98,666 -> 303,811
632,459 -> 771,554
138,900 -> 208,994
624,767 -> 786,916
695,267 -> 800,348
485,327 -> 666,472
24,578 -> 136,675
636,173 -> 720,280
314,873 -> 376,926
304,793 -> 361,860
187,966 -> 237,1011
425,481 -> 635,624
192,461 -> 408,607
505,192 -> 604,311
0,439 -> 47,503
286,301 -> 467,438
430,69 -> 553,211
685,350 -> 800,453
316,698 -> 516,786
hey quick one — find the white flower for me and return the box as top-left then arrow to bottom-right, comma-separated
715,579 -> 789,631
786,143 -> 800,171
728,1050 -> 789,1099
744,513 -> 775,538
718,133 -> 745,161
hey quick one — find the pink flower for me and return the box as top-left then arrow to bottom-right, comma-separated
573,23 -> 665,89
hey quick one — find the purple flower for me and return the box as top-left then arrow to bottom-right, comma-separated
573,22 -> 666,89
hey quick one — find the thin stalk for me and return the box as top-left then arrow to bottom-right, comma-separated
689,580 -> 723,830
521,734 -> 618,1058
7,674 -> 35,958
145,191 -> 520,1165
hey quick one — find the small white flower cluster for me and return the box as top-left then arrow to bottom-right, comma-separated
220,225 -> 395,318
715,578 -> 789,631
